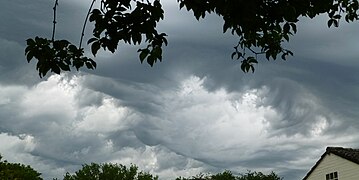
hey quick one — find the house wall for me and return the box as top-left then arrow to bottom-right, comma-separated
306,153 -> 359,180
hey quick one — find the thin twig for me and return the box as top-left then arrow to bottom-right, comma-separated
79,0 -> 97,49
52,0 -> 59,42
247,47 -> 265,55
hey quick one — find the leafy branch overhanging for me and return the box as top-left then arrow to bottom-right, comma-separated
25,0 -> 359,77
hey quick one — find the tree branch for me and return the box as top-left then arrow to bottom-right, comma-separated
52,0 -> 59,42
79,0 -> 97,49
247,46 -> 265,55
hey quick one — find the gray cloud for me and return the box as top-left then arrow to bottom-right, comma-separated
1,1 -> 359,180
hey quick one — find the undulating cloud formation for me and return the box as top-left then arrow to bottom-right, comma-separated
1,0 -> 359,179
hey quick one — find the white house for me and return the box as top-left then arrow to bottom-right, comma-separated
303,147 -> 359,180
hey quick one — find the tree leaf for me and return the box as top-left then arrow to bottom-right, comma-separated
290,23 -> 297,33
87,38 -> 98,45
85,62 -> 94,69
283,23 -> 290,33
147,55 -> 155,66
231,52 -> 236,59
328,19 -> 334,27
26,51 -> 34,62
58,62 -> 71,71
51,65 -> 61,74
26,38 -> 36,46
91,41 -> 101,56
139,49 -> 149,63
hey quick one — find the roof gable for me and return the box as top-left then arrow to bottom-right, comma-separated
326,147 -> 359,165
302,147 -> 359,180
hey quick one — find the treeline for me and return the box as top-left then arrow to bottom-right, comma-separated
0,155 -> 282,180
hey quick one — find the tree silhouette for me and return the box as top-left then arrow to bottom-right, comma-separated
61,163 -> 281,180
25,0 -> 359,77
0,154 -> 42,180
0,157 -> 283,180
176,170 -> 282,180
61,163 -> 158,180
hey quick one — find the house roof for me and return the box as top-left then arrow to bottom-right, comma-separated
302,147 -> 359,180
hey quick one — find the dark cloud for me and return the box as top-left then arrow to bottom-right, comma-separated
1,1 -> 359,180
0,0 -> 52,43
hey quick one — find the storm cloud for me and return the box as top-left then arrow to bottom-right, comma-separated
0,1 -> 359,180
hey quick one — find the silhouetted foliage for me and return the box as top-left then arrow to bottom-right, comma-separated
0,154 -> 42,180
62,163 -> 158,180
0,157 -> 283,180
237,171 -> 282,180
26,0 -> 359,77
62,163 -> 281,180
176,170 -> 282,180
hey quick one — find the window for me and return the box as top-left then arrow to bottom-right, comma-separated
326,172 -> 338,180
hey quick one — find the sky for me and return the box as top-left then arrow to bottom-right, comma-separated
1,0 -> 359,179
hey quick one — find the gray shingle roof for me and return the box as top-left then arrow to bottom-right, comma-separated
326,147 -> 359,165
302,147 -> 359,180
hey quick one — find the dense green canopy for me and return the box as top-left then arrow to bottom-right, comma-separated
0,155 -> 42,180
